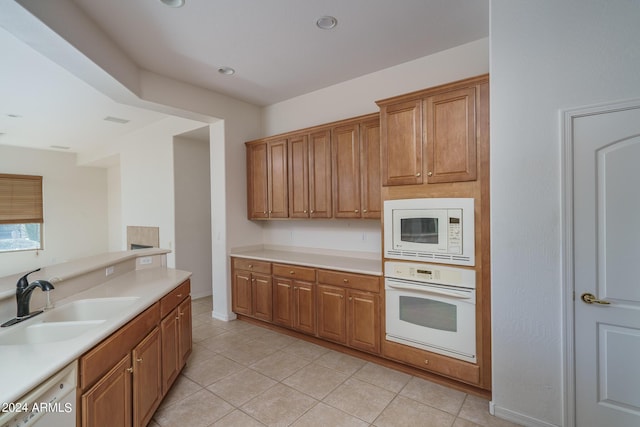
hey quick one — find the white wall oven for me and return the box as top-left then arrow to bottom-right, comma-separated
384,198 -> 475,266
385,261 -> 476,363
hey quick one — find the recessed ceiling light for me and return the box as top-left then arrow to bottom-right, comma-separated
6,113 -> 22,118
218,66 -> 235,75
316,15 -> 337,30
159,0 -> 185,7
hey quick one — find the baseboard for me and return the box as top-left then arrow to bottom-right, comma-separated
490,402 -> 560,427
211,310 -> 237,321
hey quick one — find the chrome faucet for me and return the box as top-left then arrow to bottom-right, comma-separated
1,268 -> 55,327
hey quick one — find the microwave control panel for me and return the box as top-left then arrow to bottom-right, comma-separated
447,211 -> 462,254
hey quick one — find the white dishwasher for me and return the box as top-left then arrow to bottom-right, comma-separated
0,361 -> 77,427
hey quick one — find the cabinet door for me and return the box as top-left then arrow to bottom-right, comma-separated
132,328 -> 162,427
293,281 -> 316,335
317,285 -> 346,344
82,355 -> 132,427
332,124 -> 361,218
232,270 -> 252,315
347,291 -> 380,354
178,297 -> 192,366
273,277 -> 293,327
360,118 -> 381,218
247,142 -> 269,218
381,99 -> 423,186
288,134 -> 309,218
425,87 -> 477,183
308,129 -> 332,218
160,308 -> 180,395
268,138 -> 289,218
252,273 -> 273,321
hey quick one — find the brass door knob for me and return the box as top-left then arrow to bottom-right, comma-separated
581,292 -> 611,305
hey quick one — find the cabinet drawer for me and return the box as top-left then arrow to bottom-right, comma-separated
272,264 -> 316,282
233,258 -> 271,274
382,339 -> 480,385
317,270 -> 380,293
160,279 -> 190,318
80,302 -> 160,390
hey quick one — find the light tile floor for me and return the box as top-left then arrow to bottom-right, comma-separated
149,297 -> 520,427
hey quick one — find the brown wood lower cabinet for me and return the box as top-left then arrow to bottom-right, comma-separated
79,279 -> 192,427
232,257 -> 381,356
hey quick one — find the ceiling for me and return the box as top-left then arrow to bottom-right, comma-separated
0,0 -> 488,154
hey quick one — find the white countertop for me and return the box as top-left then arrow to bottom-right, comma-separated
0,266 -> 191,405
229,247 -> 382,276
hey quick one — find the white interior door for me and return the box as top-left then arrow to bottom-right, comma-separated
572,102 -> 640,427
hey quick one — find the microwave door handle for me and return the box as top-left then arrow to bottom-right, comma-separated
386,281 -> 473,300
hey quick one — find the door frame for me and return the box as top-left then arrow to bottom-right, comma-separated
561,98 -> 640,427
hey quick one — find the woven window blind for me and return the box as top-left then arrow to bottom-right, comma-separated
0,174 -> 43,224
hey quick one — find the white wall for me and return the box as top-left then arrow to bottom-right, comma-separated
174,135 -> 212,298
490,1 -> 640,426
0,145 -> 108,277
80,116 -> 209,269
259,38 -> 489,255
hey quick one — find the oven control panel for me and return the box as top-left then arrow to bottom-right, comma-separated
385,261 -> 476,289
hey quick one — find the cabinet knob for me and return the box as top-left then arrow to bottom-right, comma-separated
175,316 -> 180,320
176,294 -> 183,298
294,286 -> 298,290
343,278 -> 349,283
263,211 -> 267,214
248,264 -> 253,268
310,210 -> 315,213
136,358 -> 143,363
349,297 -> 353,301
424,359 -> 429,365
354,209 -> 359,213
303,210 -> 307,213
363,209 -> 367,213
339,295 -> 344,299
416,172 -> 421,177
289,270 -> 295,275
427,171 -> 433,177
126,367 -> 133,373
269,210 -> 272,214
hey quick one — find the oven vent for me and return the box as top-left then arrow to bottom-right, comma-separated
386,250 -> 473,266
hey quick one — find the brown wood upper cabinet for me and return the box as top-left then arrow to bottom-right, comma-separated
246,138 -> 288,219
332,118 -> 381,218
377,75 -> 486,186
247,113 -> 379,220
288,130 -> 332,218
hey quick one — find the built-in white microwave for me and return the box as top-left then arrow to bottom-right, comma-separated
384,198 -> 475,266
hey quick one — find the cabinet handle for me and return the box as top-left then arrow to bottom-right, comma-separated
179,311 -> 184,316
343,278 -> 349,283
136,358 -> 143,363
126,367 -> 133,373
349,297 -> 352,301
289,270 -> 295,275
176,294 -> 183,298
424,359 -> 429,365
416,172 -> 421,177
427,171 -> 433,177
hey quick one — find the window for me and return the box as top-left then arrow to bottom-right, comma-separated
0,174 -> 43,253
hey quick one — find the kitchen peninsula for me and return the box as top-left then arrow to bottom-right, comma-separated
0,249 -> 192,426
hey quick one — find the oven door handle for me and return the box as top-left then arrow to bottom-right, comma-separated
386,281 -> 474,300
